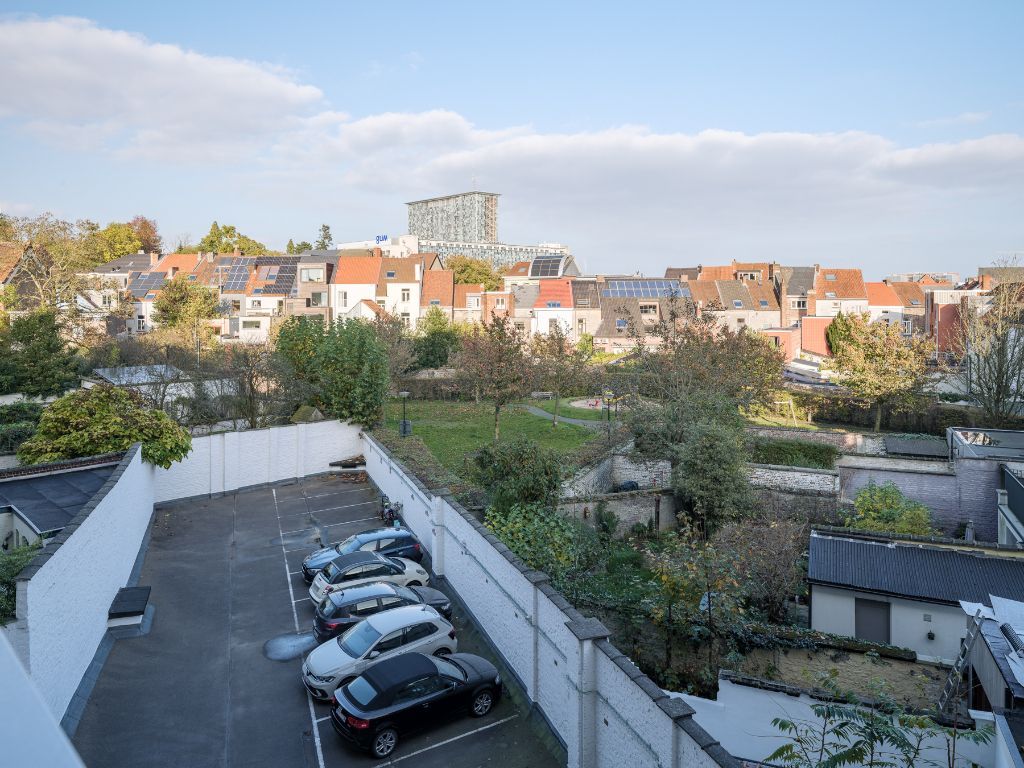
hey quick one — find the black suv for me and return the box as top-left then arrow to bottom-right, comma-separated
301,527 -> 423,583
313,582 -> 453,642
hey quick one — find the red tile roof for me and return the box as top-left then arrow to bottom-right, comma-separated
697,265 -> 736,281
814,268 -> 866,300
888,281 -> 926,309
534,278 -> 573,309
454,283 -> 484,309
865,282 -> 901,307
332,256 -> 382,285
0,242 -> 23,284
506,261 -> 531,277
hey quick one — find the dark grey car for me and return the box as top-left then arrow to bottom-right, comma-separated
313,582 -> 452,642
301,527 -> 423,583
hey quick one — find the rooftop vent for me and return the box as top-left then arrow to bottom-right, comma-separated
1001,623 -> 1024,654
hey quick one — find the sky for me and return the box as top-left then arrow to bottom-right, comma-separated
0,1 -> 1022,279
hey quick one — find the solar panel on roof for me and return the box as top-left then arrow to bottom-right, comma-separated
600,279 -> 682,298
530,257 -> 563,278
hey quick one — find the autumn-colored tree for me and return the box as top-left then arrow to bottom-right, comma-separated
197,221 -> 267,255
97,222 -> 142,263
823,312 -> 930,431
446,255 -> 503,291
453,315 -> 532,440
128,215 -> 162,254
531,322 -> 593,425
152,274 -> 220,349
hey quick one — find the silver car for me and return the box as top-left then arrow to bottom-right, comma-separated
301,605 -> 457,700
308,551 -> 428,603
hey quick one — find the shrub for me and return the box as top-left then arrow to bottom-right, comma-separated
606,547 -> 644,575
0,421 -> 37,454
471,437 -> 562,515
1,542 -> 41,623
749,438 -> 838,469
484,502 -> 600,579
848,482 -> 934,536
0,402 -> 45,425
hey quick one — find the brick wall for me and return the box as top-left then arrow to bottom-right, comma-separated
558,490 -> 676,533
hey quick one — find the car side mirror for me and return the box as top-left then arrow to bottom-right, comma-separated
368,651 -> 380,659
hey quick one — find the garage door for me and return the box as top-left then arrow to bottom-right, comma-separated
854,598 -> 890,644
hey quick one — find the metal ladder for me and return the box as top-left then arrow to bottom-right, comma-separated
939,609 -> 983,712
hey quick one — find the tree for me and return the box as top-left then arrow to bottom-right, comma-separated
823,313 -> 930,432
447,255 -> 503,291
286,239 -> 296,254
97,222 -> 142,263
294,240 -> 313,253
128,215 -> 162,254
472,437 -> 562,515
223,342 -> 301,428
452,315 -> 532,440
0,310 -> 80,397
197,221 -> 267,254
825,311 -> 855,355
152,274 -> 220,347
715,515 -> 804,624
1,542 -> 42,623
414,306 -> 461,369
17,385 -> 191,468
315,224 -> 333,250
276,316 -> 328,387
848,482 -> 934,536
370,313 -> 415,388
531,322 -> 593,425
956,274 -> 1024,425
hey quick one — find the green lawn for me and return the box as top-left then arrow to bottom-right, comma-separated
382,400 -> 598,476
527,398 -> 609,421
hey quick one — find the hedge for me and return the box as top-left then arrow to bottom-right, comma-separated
0,422 -> 37,454
748,437 -> 839,469
0,402 -> 44,426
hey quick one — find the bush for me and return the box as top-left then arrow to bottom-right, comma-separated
848,482 -> 934,536
471,437 -> 562,515
1,542 -> 41,623
0,402 -> 45,425
748,437 -> 838,469
606,547 -> 644,575
0,422 -> 37,454
484,502 -> 600,579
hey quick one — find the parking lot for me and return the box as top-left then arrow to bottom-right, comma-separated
73,474 -> 562,768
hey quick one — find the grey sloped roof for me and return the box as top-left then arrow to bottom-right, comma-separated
779,266 -> 815,296
808,532 -> 1024,605
511,283 -> 540,308
571,280 -> 601,308
665,267 -> 699,280
0,465 -> 117,534
714,280 -> 752,309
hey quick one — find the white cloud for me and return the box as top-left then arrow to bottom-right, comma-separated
0,16 -> 322,161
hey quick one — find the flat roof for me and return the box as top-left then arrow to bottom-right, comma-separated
406,191 -> 500,205
0,460 -> 119,534
953,428 -> 1024,460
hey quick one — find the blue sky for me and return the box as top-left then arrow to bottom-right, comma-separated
1,1 -> 1022,278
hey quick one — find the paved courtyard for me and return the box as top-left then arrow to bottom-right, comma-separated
73,474 -> 563,768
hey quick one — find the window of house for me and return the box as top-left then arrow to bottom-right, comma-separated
242,320 -> 261,329
101,293 -> 112,307
578,318 -> 586,334
251,299 -> 262,308
578,298 -> 590,307
548,319 -> 560,333
736,317 -> 746,324
546,301 -> 561,308
732,300 -> 743,309
386,270 -> 396,279
495,297 -> 506,308
910,299 -> 921,306
514,322 -> 525,333
231,300 -> 241,311
430,299 -> 441,306
401,288 -> 410,302
136,317 -> 145,331
615,318 -> 627,331
377,299 -> 385,306
825,273 -> 837,281
469,297 -> 480,309
902,319 -> 913,335
639,303 -> 657,315
791,299 -> 807,310
825,292 -> 837,299
307,292 -> 327,308
300,268 -> 324,282
759,299 -> 769,308
401,313 -> 411,328
340,291 -> 348,308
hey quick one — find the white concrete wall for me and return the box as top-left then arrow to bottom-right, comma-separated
677,678 -> 992,767
362,434 -> 732,768
7,447 -> 153,719
810,584 -> 968,663
154,420 -> 362,502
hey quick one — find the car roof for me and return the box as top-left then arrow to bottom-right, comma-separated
326,581 -> 400,605
330,550 -> 384,567
361,652 -> 437,695
365,604 -> 439,633
356,527 -> 413,541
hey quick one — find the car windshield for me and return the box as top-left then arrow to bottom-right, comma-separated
323,561 -> 341,581
319,597 -> 347,619
393,585 -> 418,602
338,621 -> 382,658
334,535 -> 359,554
345,676 -> 380,708
431,655 -> 467,681
388,556 -> 405,571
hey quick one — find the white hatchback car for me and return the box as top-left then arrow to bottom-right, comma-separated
308,551 -> 428,603
301,604 -> 457,700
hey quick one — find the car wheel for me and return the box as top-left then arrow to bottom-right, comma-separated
470,688 -> 494,717
432,647 -> 451,657
371,727 -> 399,758
407,580 -> 422,587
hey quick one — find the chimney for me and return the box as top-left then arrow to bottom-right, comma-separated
149,252 -> 160,267
806,288 -> 817,316
206,252 -> 214,263
779,273 -> 791,327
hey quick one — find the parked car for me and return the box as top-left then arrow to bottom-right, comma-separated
314,582 -> 453,642
301,527 -> 423,583
308,551 -> 429,603
331,651 -> 502,758
302,605 -> 456,701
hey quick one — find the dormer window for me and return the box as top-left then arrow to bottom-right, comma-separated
910,299 -> 921,306
430,299 -> 441,306
615,319 -> 627,330
825,274 -> 837,281
825,291 -> 837,298
759,299 -> 769,308
386,270 -> 396,279
732,300 -> 743,309
546,301 -> 561,308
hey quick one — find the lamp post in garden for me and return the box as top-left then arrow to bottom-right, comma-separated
399,391 -> 412,437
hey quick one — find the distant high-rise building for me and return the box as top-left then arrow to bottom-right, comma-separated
407,192 -> 499,243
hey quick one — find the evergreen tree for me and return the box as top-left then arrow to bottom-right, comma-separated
0,310 -> 79,397
286,239 -> 295,254
315,224 -> 333,250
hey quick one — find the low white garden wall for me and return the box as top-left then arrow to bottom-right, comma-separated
362,433 -> 736,768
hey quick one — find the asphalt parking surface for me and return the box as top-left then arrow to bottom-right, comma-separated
73,474 -> 563,768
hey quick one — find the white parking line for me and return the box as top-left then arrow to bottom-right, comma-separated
277,496 -> 377,518
370,715 -> 518,767
280,513 -> 378,536
315,715 -> 331,723
273,487 -> 326,768
293,597 -> 310,604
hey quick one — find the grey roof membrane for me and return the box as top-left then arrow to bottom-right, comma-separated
808,533 -> 1024,605
0,465 -> 115,533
